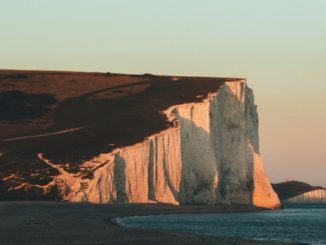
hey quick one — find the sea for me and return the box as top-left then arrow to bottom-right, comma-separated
117,203 -> 326,245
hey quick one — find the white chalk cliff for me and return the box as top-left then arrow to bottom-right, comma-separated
38,80 -> 281,209
285,189 -> 326,203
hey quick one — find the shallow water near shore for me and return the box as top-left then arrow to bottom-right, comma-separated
117,203 -> 326,245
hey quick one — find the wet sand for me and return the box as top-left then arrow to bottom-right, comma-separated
0,202 -> 300,245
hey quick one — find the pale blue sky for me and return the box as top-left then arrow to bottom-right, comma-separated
1,0 -> 326,185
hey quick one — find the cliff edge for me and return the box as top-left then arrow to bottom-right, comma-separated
0,70 -> 280,209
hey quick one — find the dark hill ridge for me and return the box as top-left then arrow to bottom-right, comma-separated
0,69 -> 244,200
272,180 -> 325,200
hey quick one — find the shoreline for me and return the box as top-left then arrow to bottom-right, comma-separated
0,201 -> 299,245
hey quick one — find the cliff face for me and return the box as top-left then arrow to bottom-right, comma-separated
272,180 -> 326,202
285,189 -> 326,203
36,81 -> 280,209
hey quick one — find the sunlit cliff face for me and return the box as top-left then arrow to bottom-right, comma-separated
34,80 -> 280,209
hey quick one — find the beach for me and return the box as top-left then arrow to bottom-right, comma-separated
0,202 -> 299,245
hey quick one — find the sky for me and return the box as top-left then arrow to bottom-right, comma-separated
1,0 -> 325,186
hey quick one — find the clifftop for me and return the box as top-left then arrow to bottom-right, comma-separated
0,70 -> 244,161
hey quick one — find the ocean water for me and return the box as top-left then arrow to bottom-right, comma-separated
117,204 -> 326,245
